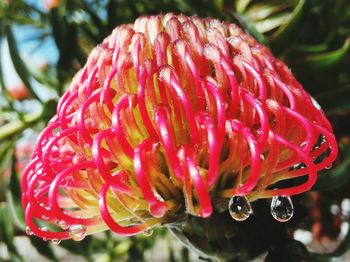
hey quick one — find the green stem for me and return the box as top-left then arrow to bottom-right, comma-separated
0,110 -> 42,141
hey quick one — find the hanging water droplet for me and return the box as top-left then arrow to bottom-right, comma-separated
51,239 -> 61,245
69,225 -> 87,241
325,164 -> 333,170
143,228 -> 153,237
58,220 -> 68,230
25,227 -> 33,236
228,196 -> 252,221
43,237 -> 48,242
270,196 -> 294,222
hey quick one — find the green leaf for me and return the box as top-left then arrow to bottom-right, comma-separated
0,203 -> 24,261
180,246 -> 190,262
245,2 -> 290,21
300,38 -> 350,70
316,85 -> 350,114
292,43 -> 329,54
5,154 -> 25,230
235,0 -> 252,13
95,254 -> 111,262
270,0 -> 306,54
58,237 -> 92,260
312,142 -> 350,191
114,240 -> 131,256
29,237 -> 59,262
254,13 -> 290,33
5,26 -> 40,101
0,138 -> 15,175
231,12 -> 267,45
0,110 -> 42,141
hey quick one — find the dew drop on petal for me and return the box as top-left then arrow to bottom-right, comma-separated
299,141 -> 307,148
143,228 -> 153,237
228,196 -> 252,221
51,239 -> 61,245
25,227 -> 33,236
69,225 -> 87,241
325,164 -> 333,170
58,220 -> 68,230
270,196 -> 294,222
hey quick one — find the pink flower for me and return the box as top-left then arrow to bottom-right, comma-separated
22,14 -> 338,241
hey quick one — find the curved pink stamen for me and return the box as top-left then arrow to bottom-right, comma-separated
134,138 -> 167,217
179,145 -> 212,217
229,120 -> 262,195
154,105 -> 183,182
98,183 -> 146,236
111,94 -> 137,158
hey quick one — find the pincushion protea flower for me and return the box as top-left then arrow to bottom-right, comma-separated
21,13 -> 338,245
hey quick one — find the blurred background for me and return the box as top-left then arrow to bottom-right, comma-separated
0,0 -> 349,261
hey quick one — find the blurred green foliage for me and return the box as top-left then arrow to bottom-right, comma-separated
0,0 -> 349,261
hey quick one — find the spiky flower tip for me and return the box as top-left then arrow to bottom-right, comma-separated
22,13 -> 338,242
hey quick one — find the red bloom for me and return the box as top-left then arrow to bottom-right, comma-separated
22,14 -> 338,241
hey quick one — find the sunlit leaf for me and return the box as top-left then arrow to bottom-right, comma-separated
28,237 -> 59,262
0,203 -> 24,261
231,12 -> 267,45
270,0 -> 306,54
299,38 -> 350,70
235,0 -> 252,13
5,26 -> 40,101
313,142 -> 350,191
5,154 -> 25,230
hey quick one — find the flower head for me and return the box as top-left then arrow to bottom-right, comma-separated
22,13 -> 338,241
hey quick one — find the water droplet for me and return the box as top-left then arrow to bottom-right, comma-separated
42,215 -> 49,221
270,196 -> 294,222
58,220 -> 68,230
41,227 -> 48,232
25,227 -> 33,236
228,196 -> 252,221
43,237 -> 48,242
51,239 -> 61,245
325,164 -> 333,170
299,142 -> 307,148
69,225 -> 87,241
143,228 -> 153,237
